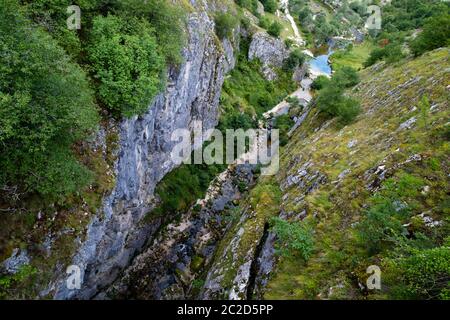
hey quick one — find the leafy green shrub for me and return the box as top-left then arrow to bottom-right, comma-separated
315,66 -> 361,125
220,37 -> 296,118
152,163 -> 225,217
335,97 -> 362,125
274,114 -> 294,146
88,14 -> 165,117
312,15 -> 338,45
271,217 -> 314,261
333,66 -> 360,88
316,85 -> 361,125
364,43 -> 405,67
364,47 -> 387,67
117,0 -> 186,65
0,0 -> 99,198
283,49 -> 306,71
284,38 -> 294,48
363,1 -> 449,66
411,14 -> 450,57
259,16 -> 272,29
0,264 -> 38,299
357,197 -> 408,254
387,247 -> 450,299
268,21 -> 283,38
382,0 -> 449,34
261,0 -> 278,13
235,0 -> 259,15
286,96 -> 301,108
215,12 -> 239,40
311,75 -> 331,91
218,113 -> 256,132
357,173 -> 425,254
418,95 -> 431,129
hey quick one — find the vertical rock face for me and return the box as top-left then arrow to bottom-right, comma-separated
53,10 -> 236,300
106,164 -> 256,300
248,32 -> 289,80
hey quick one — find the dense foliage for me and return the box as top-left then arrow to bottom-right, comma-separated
151,164 -> 226,218
411,14 -> 450,57
283,49 -> 306,71
364,0 -> 450,66
261,0 -> 278,14
289,0 -> 367,46
220,38 -> 296,122
271,217 -> 314,261
234,0 -> 259,15
88,15 -> 165,117
268,21 -> 283,38
0,0 -> 98,198
273,114 -> 294,146
0,0 -> 186,199
315,67 -> 361,125
358,172 -> 450,300
215,12 -> 239,40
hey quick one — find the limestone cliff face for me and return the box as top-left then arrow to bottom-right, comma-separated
106,164 -> 256,300
248,32 -> 289,80
53,8 -> 236,299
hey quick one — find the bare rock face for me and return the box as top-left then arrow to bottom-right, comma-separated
1,249 -> 30,274
52,10 -> 236,300
105,164 -> 255,300
248,32 -> 289,80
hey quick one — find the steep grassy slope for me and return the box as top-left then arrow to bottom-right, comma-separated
330,41 -> 376,71
265,48 -> 449,299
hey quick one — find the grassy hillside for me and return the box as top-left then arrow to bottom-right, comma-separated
265,48 -> 449,300
330,41 -> 376,71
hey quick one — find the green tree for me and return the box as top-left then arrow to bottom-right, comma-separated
311,75 -> 331,90
283,49 -> 306,71
215,12 -> 239,40
315,67 -> 361,125
268,21 -> 283,38
117,0 -> 186,65
259,16 -> 272,29
333,66 -> 360,88
271,217 -> 314,261
411,14 -> 450,56
390,247 -> 450,299
88,14 -> 165,117
0,0 -> 99,198
261,0 -> 278,13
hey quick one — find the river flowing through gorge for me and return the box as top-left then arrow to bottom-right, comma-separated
101,36 -> 335,299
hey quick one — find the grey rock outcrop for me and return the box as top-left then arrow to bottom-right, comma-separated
53,10 -> 236,300
106,164 -> 255,300
1,249 -> 30,274
248,32 -> 289,80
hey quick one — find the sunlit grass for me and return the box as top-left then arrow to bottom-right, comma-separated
330,41 -> 377,71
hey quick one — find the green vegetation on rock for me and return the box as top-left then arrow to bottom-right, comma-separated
315,67 -> 361,125
151,34 -> 296,219
0,0 -> 98,198
88,14 -> 165,117
265,48 -> 450,300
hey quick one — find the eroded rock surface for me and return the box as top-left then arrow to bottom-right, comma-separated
53,9 -> 236,300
